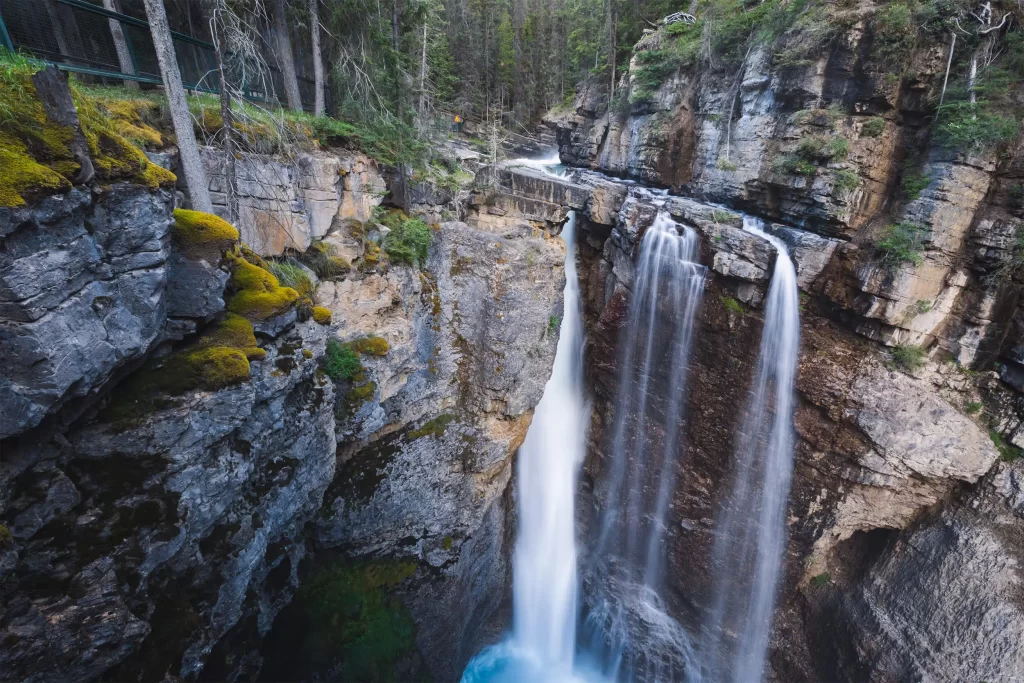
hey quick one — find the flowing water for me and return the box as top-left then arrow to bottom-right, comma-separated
462,211 -> 589,683
582,210 -> 706,681
698,216 -> 800,683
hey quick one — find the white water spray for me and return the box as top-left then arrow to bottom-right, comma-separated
462,212 -> 589,683
700,216 -> 800,683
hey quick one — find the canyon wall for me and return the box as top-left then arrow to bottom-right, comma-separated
555,2 -> 1024,680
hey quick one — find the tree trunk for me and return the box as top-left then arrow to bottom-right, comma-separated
606,0 -> 617,99
310,0 -> 325,116
103,0 -> 139,89
211,3 -> 238,224
272,0 -> 303,112
418,22 -> 428,117
143,0 -> 213,213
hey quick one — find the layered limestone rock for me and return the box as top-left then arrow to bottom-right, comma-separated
202,149 -> 386,256
310,218 -> 566,680
0,185 -> 174,439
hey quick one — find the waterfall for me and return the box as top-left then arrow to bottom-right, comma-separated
699,216 -> 800,683
582,210 -> 706,681
462,211 -> 588,683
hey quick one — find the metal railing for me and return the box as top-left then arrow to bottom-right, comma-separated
0,0 -> 318,111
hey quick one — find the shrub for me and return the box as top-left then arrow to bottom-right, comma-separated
901,169 -> 930,199
934,101 -> 1019,151
721,296 -> 745,314
860,117 -> 885,137
872,3 -> 916,65
379,211 -> 433,267
990,429 -> 1023,462
548,315 -> 561,334
888,344 -> 927,373
876,222 -> 925,267
810,572 -> 831,588
964,401 -> 983,415
716,158 -> 738,172
832,169 -> 860,196
323,338 -> 361,380
774,154 -> 817,176
304,241 -> 350,279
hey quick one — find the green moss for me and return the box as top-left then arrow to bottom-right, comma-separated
0,131 -> 71,206
226,256 -> 300,321
721,296 -> 745,314
990,429 -> 1023,462
0,523 -> 11,547
965,401 -> 983,415
408,414 -> 455,441
810,572 -> 831,588
101,314 -> 264,423
350,336 -> 390,356
442,535 -> 454,551
172,208 -> 239,261
323,338 -> 362,380
312,306 -> 332,325
832,169 -> 860,197
303,240 -> 350,279
297,561 -> 417,681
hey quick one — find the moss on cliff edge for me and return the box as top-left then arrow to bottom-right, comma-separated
0,53 -> 174,207
172,208 -> 240,261
226,255 -> 300,321
101,313 -> 265,424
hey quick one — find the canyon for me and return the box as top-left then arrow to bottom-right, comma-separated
3,2 -> 1024,680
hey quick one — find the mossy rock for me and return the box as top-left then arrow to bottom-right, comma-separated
100,313 -> 265,423
0,65 -> 174,206
350,336 -> 389,356
172,208 -> 240,261
0,523 -> 11,547
312,306 -> 332,325
226,255 -> 300,321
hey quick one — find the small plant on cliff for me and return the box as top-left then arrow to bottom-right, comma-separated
548,315 -> 561,335
721,296 -> 745,314
860,117 -> 885,137
989,429 -> 1023,462
887,344 -> 927,373
875,222 -> 926,268
964,401 -> 983,415
810,572 -> 831,588
379,211 -> 433,267
900,168 -> 931,200
716,158 -> 738,172
934,101 -> 1019,151
323,338 -> 361,380
267,259 -> 315,298
832,169 -> 860,197
0,523 -> 11,547
872,2 -> 916,66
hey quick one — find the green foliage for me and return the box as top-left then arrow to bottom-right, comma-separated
776,133 -> 850,177
876,222 -> 926,268
267,259 -> 315,298
934,101 -> 1019,151
298,561 -> 417,681
716,158 -> 738,172
350,336 -> 391,356
990,429 -> 1023,462
901,167 -> 931,200
888,344 -> 927,373
323,339 -> 362,381
548,315 -> 561,334
303,241 -> 350,279
380,212 -> 433,267
0,523 -> 11,547
721,296 -> 745,314
408,414 -> 456,440
810,572 -> 831,588
872,3 -> 916,66
832,169 -> 860,196
774,154 -> 817,175
860,117 -> 885,137
964,401 -> 983,415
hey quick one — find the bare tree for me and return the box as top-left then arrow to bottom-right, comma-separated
207,0 -> 238,223
310,0 -> 325,116
143,0 -> 213,213
271,0 -> 303,111
103,0 -> 139,89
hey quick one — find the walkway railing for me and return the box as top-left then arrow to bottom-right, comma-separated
0,0 -> 317,110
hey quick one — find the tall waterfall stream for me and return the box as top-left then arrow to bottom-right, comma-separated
463,172 -> 801,683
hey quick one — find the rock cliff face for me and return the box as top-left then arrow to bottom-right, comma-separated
551,2 -> 1024,678
0,78 -> 566,682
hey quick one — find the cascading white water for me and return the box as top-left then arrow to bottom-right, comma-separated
462,211 -> 589,683
699,216 -> 800,683
583,210 -> 706,681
